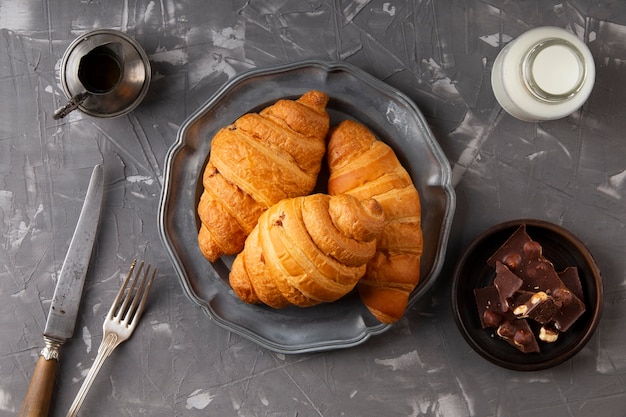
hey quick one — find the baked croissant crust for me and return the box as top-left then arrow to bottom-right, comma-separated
327,120 -> 423,324
197,91 -> 330,262
229,193 -> 385,308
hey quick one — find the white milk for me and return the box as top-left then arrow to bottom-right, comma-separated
491,26 -> 595,122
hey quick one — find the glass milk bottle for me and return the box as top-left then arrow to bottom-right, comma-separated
491,26 -> 595,122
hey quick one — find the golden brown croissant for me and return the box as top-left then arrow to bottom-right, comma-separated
197,91 -> 330,262
327,120 -> 423,324
229,193 -> 385,308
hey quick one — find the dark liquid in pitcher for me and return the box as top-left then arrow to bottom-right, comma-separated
78,50 -> 122,94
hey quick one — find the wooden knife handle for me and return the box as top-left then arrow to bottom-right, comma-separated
19,340 -> 60,417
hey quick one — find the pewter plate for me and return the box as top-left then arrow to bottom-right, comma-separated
158,60 -> 455,353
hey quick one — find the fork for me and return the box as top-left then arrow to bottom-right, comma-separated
65,260 -> 156,417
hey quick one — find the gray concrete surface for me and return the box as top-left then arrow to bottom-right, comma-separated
1,1 -> 625,416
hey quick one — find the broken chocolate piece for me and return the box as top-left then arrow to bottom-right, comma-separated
517,257 -> 564,294
559,266 -> 584,301
487,225 -> 563,293
512,291 -> 562,324
496,319 -> 540,353
488,224 -> 586,328
552,292 -> 586,332
552,287 -> 573,304
494,261 -> 523,311
509,291 -> 533,315
474,286 -> 513,328
476,224 -> 587,354
487,225 -> 531,269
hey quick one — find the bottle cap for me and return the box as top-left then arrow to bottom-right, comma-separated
523,39 -> 587,102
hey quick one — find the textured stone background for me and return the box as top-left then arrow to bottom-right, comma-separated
1,1 -> 625,416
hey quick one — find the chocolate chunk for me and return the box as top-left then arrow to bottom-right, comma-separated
559,266 -> 584,301
517,257 -> 564,294
510,291 -> 533,310
494,261 -> 523,311
477,224 -> 587,353
474,286 -> 513,329
528,296 -> 561,324
474,225 -> 585,352
487,225 -> 531,269
483,309 -> 503,328
512,291 -> 562,324
487,225 -> 562,293
496,319 -> 540,353
488,224 -> 586,329
552,290 -> 586,332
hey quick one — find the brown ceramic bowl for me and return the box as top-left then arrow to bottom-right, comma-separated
451,219 -> 603,371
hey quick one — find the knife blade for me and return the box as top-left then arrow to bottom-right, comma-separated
19,164 -> 104,417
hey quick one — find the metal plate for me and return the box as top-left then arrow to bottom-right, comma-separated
158,60 -> 455,353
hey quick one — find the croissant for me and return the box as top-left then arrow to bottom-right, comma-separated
327,120 -> 423,324
197,91 -> 330,262
229,193 -> 385,308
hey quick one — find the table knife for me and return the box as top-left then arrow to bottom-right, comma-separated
19,165 -> 104,417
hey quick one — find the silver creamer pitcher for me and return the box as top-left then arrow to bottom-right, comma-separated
54,29 -> 151,119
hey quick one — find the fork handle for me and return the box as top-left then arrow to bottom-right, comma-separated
65,333 -> 118,417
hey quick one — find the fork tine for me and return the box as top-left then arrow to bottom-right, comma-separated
124,263 -> 150,325
118,261 -> 144,322
127,265 -> 156,326
107,259 -> 138,319
117,261 -> 143,321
